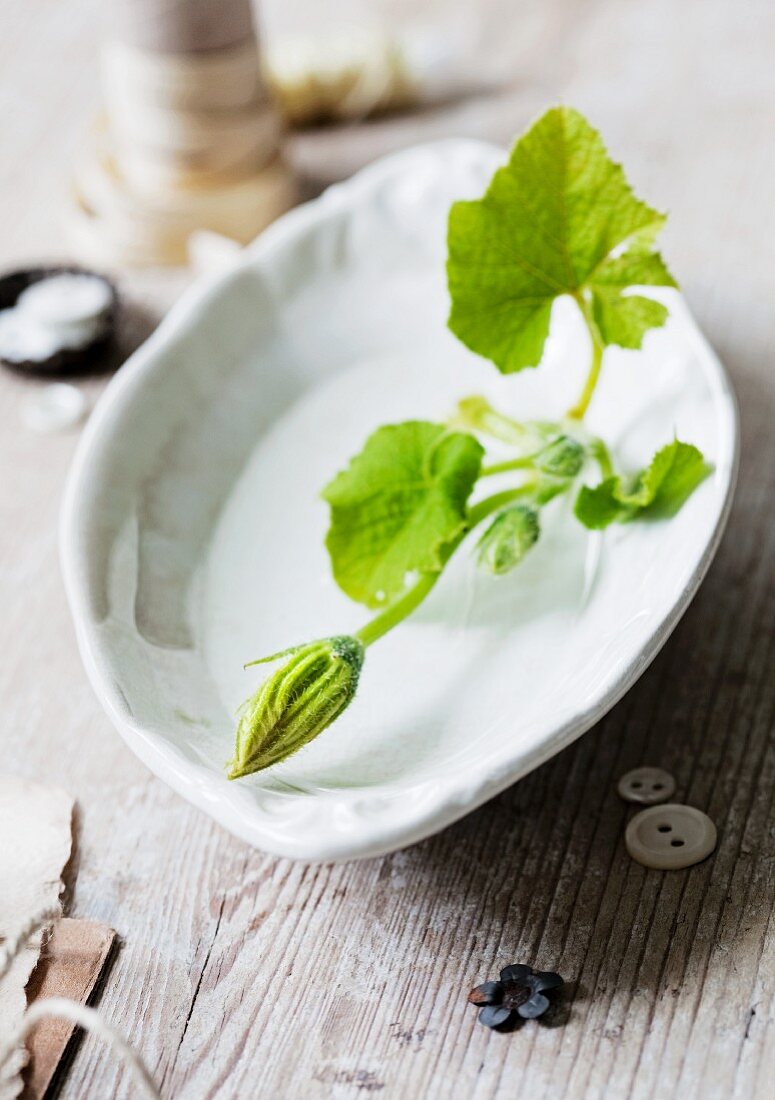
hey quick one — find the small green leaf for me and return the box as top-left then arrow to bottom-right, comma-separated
589,246 -> 674,348
574,440 -> 711,529
323,421 -> 484,608
447,106 -> 677,374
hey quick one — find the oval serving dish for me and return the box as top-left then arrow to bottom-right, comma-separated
61,140 -> 738,861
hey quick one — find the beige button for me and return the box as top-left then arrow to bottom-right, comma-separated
626,804 -> 717,870
617,766 -> 676,805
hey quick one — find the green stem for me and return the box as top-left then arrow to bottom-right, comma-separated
451,396 -> 531,445
567,295 -> 604,421
467,486 -> 536,526
355,486 -> 532,648
589,437 -> 614,479
355,572 -> 439,647
479,456 -> 536,477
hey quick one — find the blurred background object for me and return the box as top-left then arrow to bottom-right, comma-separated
264,1 -> 499,127
0,267 -> 116,376
69,0 -> 296,265
65,0 -> 510,267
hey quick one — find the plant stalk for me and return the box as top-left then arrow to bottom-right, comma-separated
589,437 -> 614,479
355,572 -> 440,647
355,486 -> 532,648
451,397 -> 531,445
479,456 -> 537,478
567,295 -> 604,420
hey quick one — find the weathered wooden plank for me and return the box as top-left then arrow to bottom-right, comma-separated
1,1 -> 773,1098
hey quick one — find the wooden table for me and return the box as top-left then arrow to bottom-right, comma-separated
2,1 -> 774,1096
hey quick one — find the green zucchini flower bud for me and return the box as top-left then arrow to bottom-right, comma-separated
535,435 -> 585,477
228,636 -> 365,779
476,504 -> 540,576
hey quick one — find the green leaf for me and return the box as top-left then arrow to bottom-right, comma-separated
323,421 -> 484,608
447,106 -> 677,373
574,440 -> 711,529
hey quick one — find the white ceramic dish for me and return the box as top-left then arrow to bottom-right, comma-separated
61,141 -> 739,862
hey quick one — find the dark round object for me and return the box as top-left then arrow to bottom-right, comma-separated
0,265 -> 118,378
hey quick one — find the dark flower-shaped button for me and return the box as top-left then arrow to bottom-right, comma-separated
469,964 -> 563,1029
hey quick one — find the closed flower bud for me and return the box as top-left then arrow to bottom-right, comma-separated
228,636 -> 365,779
536,435 -> 585,477
476,504 -> 540,575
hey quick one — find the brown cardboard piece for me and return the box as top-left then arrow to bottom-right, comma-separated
21,920 -> 117,1100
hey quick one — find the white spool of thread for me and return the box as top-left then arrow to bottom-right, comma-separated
102,37 -> 265,112
69,155 -> 294,265
107,0 -> 254,55
110,102 -> 282,192
76,152 -> 293,228
69,0 -> 294,267
109,99 -> 280,157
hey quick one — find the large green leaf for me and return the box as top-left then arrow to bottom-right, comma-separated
447,106 -> 677,373
323,421 -> 484,608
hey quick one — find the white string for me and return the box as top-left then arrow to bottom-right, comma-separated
0,906 -> 60,986
0,909 -> 160,1099
3,1000 -> 160,1099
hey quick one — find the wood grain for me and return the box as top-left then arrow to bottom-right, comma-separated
1,1 -> 773,1097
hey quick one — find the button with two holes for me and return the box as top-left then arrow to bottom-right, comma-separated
617,766 -> 676,805
625,804 -> 717,870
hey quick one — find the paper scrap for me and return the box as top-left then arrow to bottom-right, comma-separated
0,776 -> 74,1100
